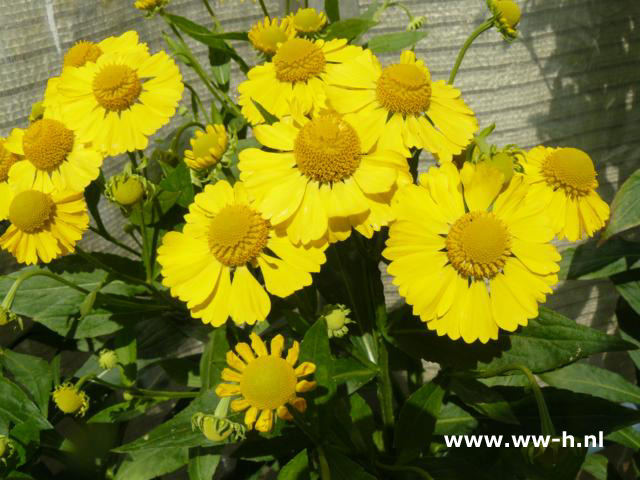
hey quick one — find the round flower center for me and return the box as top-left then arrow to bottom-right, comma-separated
9,190 -> 55,234
273,38 -> 326,83
446,211 -> 511,279
294,113 -> 361,183
496,0 -> 522,28
293,9 -> 324,31
377,63 -> 431,116
63,41 -> 103,68
0,142 -> 19,183
23,119 -> 74,172
256,26 -> 290,53
53,387 -> 84,414
114,177 -> 145,206
93,64 -> 142,112
240,356 -> 297,410
541,147 -> 597,197
208,204 -> 270,267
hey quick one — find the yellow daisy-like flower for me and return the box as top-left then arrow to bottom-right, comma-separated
184,124 -> 228,170
522,146 -> 610,241
238,109 -> 411,245
50,44 -> 183,156
0,139 -> 21,184
215,332 -> 317,433
384,162 -> 560,343
4,116 -> 103,192
487,0 -> 521,40
52,383 -> 90,416
238,38 -> 363,124
0,182 -> 89,265
134,0 -> 168,10
325,50 -> 477,162
289,8 -> 328,34
157,180 -> 326,326
249,17 -> 296,56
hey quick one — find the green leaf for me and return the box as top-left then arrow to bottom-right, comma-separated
0,377 -> 51,431
324,19 -> 377,41
349,393 -> 375,453
0,350 -> 52,415
332,357 -> 377,393
602,168 -> 640,241
434,403 -> 478,436
300,319 -> 335,404
539,362 -> 640,404
394,380 -> 445,460
188,448 -> 220,480
251,99 -> 279,125
580,454 -> 608,480
115,447 -> 189,480
606,425 -> 640,450
450,378 -> 519,425
324,450 -> 376,480
199,328 -> 229,392
324,0 -> 340,22
614,273 -> 640,315
159,162 -> 195,208
87,400 -> 161,424
367,31 -> 428,54
115,327 -> 138,386
277,449 -> 309,480
558,237 -> 640,280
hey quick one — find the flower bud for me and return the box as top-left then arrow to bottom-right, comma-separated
98,349 -> 118,370
53,382 -> 90,416
192,413 -> 246,443
320,304 -> 353,338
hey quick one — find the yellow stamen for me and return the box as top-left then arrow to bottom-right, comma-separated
240,356 -> 297,410
273,38 -> 325,83
208,204 -> 269,267
294,113 -> 361,183
446,211 -> 511,278
541,147 -> 597,197
9,190 -> 55,234
377,63 -> 431,115
93,64 -> 142,112
23,119 -> 74,172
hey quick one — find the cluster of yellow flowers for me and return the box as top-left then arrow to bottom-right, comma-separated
0,31 -> 183,264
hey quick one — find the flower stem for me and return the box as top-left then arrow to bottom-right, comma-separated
258,0 -> 270,19
89,377 -> 198,399
1,269 -> 89,310
448,18 -> 494,84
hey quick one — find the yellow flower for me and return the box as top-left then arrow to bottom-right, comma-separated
157,180 -> 326,326
53,383 -> 89,416
383,162 -> 560,343
215,332 -> 316,433
487,0 -> 521,40
522,146 -> 610,241
325,50 -> 477,163
0,139 -> 21,184
134,0 -> 168,10
249,17 -> 296,55
49,41 -> 183,156
0,182 -> 89,265
289,8 -> 327,33
4,116 -> 103,192
29,101 -> 46,123
238,109 -> 411,245
238,38 -> 363,124
184,125 -> 228,170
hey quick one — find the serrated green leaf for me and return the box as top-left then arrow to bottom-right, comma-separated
368,31 -> 428,54
394,380 -> 445,461
450,377 -> 519,425
602,169 -> 640,241
159,162 -> 195,208
606,425 -> 640,450
539,362 -> 640,404
558,237 -> 640,280
324,19 -> 377,41
0,350 -> 52,415
115,447 -> 189,480
300,319 -> 335,404
188,448 -> 220,480
278,449 -> 309,480
434,403 -> 478,436
0,377 -> 51,431
580,453 -> 608,480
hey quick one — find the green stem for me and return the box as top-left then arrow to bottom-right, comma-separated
375,327 -> 395,446
171,121 -> 206,154
448,18 -> 494,84
257,0 -> 270,19
137,205 -> 153,284
2,270 -> 89,310
375,461 -> 434,480
317,446 -> 331,480
89,378 -> 198,399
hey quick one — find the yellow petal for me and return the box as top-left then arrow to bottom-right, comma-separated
250,332 -> 268,357
245,406 -> 259,428
226,351 -> 246,372
255,408 -> 274,433
235,342 -> 255,363
295,380 -> 317,393
286,341 -> 300,365
221,368 -> 243,382
270,334 -> 285,357
295,362 -> 316,377
215,383 -> 241,397
231,398 -> 250,412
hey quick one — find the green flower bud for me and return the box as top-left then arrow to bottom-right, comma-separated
98,349 -> 118,370
320,304 -> 353,338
